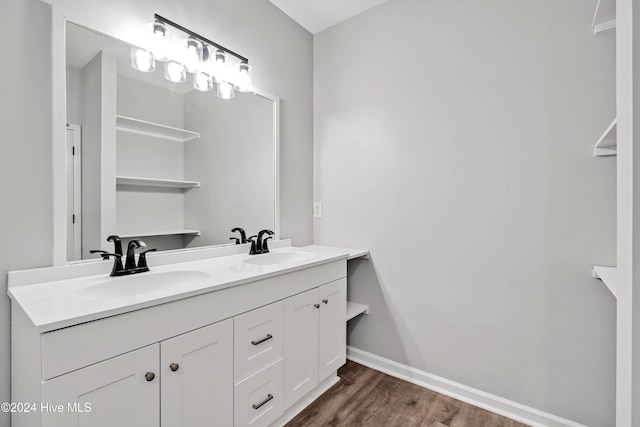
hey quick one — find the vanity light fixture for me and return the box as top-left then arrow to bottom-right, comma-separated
165,60 -> 186,82
217,81 -> 235,100
130,47 -> 155,72
194,72 -> 214,92
149,21 -> 169,61
235,63 -> 252,92
130,14 -> 252,99
210,50 -> 229,83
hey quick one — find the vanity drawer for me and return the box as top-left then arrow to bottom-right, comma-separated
234,301 -> 283,382
234,358 -> 284,427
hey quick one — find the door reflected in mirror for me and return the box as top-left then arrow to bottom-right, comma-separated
65,22 -> 278,262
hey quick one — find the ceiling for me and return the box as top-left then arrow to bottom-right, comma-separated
268,0 -> 391,34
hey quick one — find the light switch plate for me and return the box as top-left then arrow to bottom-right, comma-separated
313,202 -> 322,218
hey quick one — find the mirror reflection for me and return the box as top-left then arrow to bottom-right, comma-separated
65,22 -> 277,262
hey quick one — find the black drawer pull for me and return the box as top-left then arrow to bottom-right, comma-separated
252,394 -> 274,410
251,334 -> 273,346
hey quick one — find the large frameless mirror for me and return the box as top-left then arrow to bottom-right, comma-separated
64,22 -> 278,262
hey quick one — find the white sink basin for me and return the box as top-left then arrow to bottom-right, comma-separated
77,270 -> 211,298
243,251 -> 315,266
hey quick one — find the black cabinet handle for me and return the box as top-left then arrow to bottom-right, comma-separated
145,372 -> 156,382
252,394 -> 274,410
251,334 -> 273,346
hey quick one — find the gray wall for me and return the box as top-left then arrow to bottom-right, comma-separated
313,0 -> 616,425
0,1 -> 52,426
0,0 -> 312,423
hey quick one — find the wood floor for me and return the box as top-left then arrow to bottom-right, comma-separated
285,361 -> 529,427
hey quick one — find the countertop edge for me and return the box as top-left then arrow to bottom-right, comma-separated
11,247 -> 355,334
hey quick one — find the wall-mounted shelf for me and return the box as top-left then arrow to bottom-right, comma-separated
594,118 -> 617,157
593,266 -> 618,298
116,176 -> 201,189
347,301 -> 369,321
592,0 -> 616,34
118,229 -> 201,238
116,115 -> 201,142
594,19 -> 616,34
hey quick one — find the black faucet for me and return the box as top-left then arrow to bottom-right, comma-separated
89,235 -> 123,260
91,236 -> 156,277
230,227 -> 248,244
107,235 -> 123,256
248,230 -> 274,255
125,240 -> 146,270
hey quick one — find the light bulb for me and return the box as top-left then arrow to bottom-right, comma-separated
184,38 -> 203,73
149,21 -> 169,61
211,50 -> 228,82
217,81 -> 235,100
130,47 -> 155,72
194,72 -> 214,92
164,60 -> 186,82
234,63 -> 252,92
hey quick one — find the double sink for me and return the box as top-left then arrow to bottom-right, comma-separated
77,249 -> 316,299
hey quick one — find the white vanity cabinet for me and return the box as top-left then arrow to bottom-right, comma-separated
41,344 -> 160,427
10,256 -> 348,427
39,319 -> 233,427
283,279 -> 346,408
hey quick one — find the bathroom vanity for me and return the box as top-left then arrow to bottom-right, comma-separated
8,243 -> 366,427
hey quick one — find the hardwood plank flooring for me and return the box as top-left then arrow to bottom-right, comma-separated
285,361 -> 529,427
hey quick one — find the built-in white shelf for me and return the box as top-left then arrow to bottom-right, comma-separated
593,265 -> 618,298
347,301 -> 369,321
116,176 -> 201,189
594,118 -> 617,157
592,0 -> 616,34
118,229 -> 201,238
347,249 -> 370,260
116,115 -> 200,142
594,19 -> 616,34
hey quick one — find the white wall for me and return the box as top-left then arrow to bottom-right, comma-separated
0,1 -> 52,426
313,0 -> 616,425
0,0 -> 312,423
184,91 -> 275,245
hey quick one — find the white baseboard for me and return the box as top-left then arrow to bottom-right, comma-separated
271,373 -> 340,426
347,346 -> 587,427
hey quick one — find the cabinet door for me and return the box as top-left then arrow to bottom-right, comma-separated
41,344 -> 159,427
161,319 -> 233,427
283,288 -> 319,408
318,279 -> 347,381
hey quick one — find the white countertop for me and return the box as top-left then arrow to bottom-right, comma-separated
8,244 -> 368,333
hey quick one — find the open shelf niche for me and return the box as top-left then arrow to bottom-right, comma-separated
344,248 -> 370,321
115,111 -> 201,242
